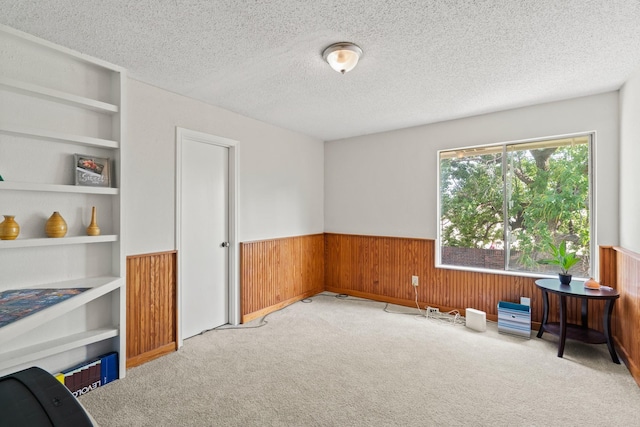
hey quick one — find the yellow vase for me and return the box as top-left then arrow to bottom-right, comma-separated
0,215 -> 20,240
86,206 -> 101,236
45,211 -> 67,238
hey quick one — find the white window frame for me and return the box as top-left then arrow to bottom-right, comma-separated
436,132 -> 596,279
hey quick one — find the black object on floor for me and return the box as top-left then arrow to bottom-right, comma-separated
0,366 -> 94,426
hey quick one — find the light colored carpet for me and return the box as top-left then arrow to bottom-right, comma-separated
79,293 -> 640,426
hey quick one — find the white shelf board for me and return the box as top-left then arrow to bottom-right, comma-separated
0,181 -> 118,195
0,124 -> 119,149
0,234 -> 117,249
0,276 -> 123,344
0,76 -> 118,114
0,328 -> 119,372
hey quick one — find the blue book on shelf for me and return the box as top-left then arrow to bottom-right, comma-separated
100,352 -> 118,386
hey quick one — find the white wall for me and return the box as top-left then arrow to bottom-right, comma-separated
619,69 -> 640,254
124,79 -> 324,255
325,92 -> 620,248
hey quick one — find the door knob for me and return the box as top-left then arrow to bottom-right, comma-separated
221,242 -> 230,247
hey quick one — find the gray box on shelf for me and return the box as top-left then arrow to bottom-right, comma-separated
497,301 -> 531,338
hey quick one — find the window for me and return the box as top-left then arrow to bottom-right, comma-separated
438,134 -> 592,277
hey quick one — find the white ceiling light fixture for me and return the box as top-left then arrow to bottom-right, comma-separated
322,42 -> 363,74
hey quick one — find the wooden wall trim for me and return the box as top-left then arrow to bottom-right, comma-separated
240,234 -> 324,323
126,251 -> 177,367
127,250 -> 177,260
241,233 -> 324,244
613,246 -> 640,260
324,232 -> 428,241
602,246 -> 640,387
325,234 -> 603,329
126,342 -> 177,369
242,290 -> 319,324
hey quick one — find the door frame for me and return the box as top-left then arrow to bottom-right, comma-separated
175,127 -> 240,348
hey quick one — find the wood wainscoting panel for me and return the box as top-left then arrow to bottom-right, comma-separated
601,246 -> 640,386
126,251 -> 177,368
324,233 -> 600,328
241,234 -> 325,323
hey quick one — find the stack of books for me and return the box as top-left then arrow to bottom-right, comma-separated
55,352 -> 118,397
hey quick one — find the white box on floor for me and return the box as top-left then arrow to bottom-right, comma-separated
465,308 -> 486,332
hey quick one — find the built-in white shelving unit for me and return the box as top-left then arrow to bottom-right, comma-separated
0,24 -> 126,378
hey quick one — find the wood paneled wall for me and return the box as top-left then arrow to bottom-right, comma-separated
126,251 -> 177,368
601,246 -> 640,386
324,233 -> 603,328
237,235 -> 638,386
240,234 -> 325,323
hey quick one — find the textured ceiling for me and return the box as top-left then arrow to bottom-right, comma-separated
2,1 -> 640,141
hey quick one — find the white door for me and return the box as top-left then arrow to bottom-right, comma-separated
180,137 -> 229,339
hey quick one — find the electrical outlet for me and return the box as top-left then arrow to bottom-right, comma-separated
427,307 -> 439,314
411,275 -> 419,287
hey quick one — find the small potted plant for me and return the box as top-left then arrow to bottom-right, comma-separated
539,241 -> 579,285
